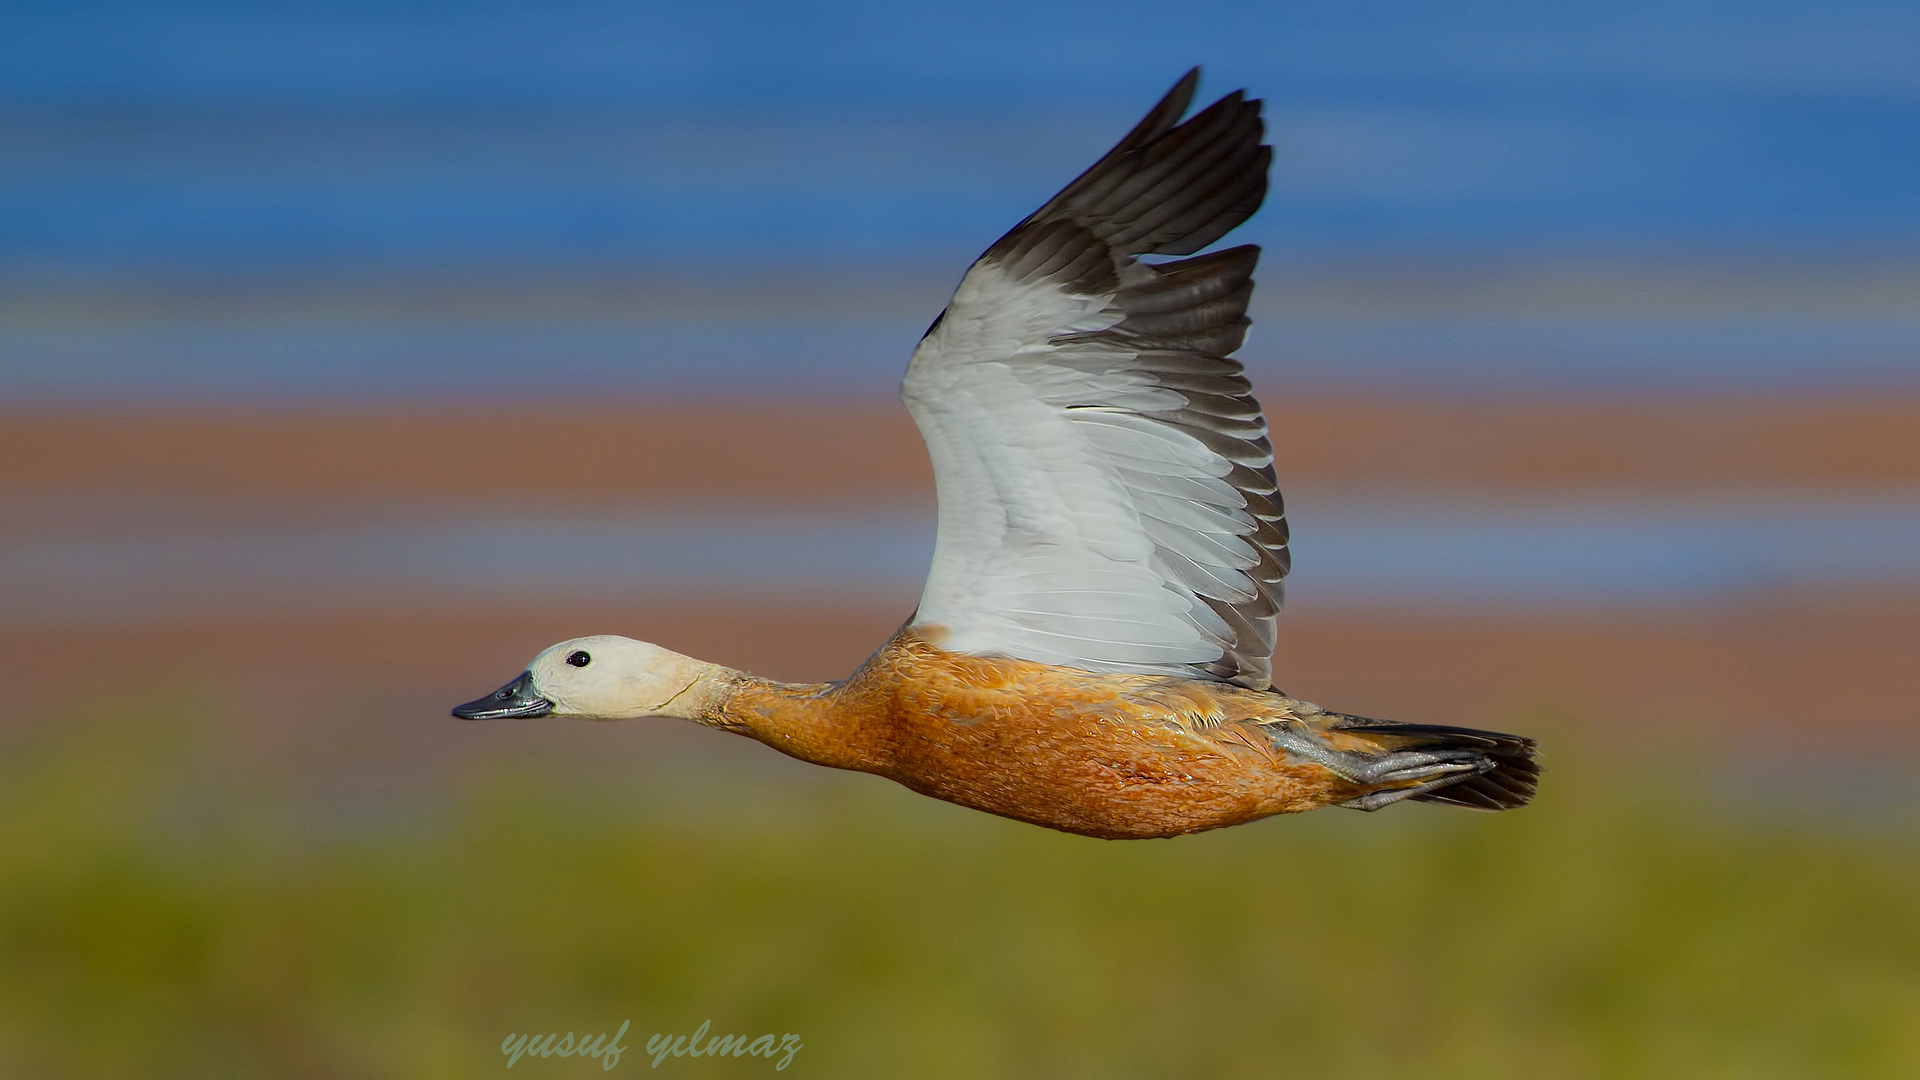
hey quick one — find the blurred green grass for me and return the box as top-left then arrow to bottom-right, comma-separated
2,702 -> 1917,1078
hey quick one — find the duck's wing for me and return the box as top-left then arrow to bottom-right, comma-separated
903,69 -> 1286,690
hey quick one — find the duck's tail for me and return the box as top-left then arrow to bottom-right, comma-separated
1267,712 -> 1540,811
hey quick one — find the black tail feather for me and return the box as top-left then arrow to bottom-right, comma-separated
1331,716 -> 1541,811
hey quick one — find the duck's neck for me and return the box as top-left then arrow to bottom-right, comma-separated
695,669 -> 890,773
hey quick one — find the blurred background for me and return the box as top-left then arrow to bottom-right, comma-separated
3,0 -> 1918,1075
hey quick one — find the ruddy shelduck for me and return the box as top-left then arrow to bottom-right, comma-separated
455,69 -> 1538,839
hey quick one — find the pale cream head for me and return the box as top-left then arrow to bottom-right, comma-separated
453,634 -> 723,722
526,635 -> 719,720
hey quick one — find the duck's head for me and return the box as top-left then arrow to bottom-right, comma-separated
452,635 -> 715,721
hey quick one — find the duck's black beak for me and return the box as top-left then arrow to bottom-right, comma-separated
452,671 -> 553,720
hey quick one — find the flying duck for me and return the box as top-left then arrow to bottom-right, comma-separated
453,69 -> 1538,839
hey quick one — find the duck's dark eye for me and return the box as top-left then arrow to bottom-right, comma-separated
566,650 -> 592,668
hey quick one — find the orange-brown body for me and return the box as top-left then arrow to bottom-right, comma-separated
703,629 -> 1374,839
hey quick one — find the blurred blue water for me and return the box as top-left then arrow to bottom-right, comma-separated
7,498 -> 1915,624
3,0 -> 1916,397
5,315 -> 1918,400
3,0 -> 1917,269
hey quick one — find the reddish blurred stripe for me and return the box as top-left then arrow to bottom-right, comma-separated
5,595 -> 1914,752
6,394 -> 1918,500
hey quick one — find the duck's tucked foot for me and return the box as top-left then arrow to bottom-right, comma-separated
1265,714 -> 1540,812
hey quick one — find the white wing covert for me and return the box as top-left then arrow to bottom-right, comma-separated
904,69 -> 1289,689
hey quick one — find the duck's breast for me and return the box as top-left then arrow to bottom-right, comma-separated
861,634 -> 1336,838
